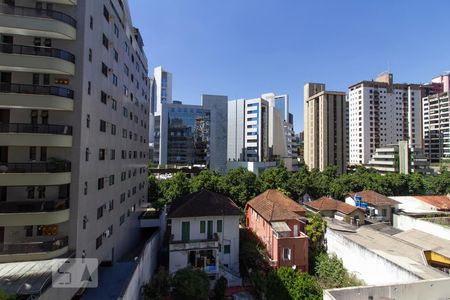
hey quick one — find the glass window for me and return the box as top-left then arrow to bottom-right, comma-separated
200,221 -> 205,233
217,220 -> 222,233
224,245 -> 230,254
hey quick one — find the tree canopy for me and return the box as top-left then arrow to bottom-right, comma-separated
149,166 -> 450,210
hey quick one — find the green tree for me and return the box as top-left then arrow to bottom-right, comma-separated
190,170 -> 224,193
287,166 -> 310,201
314,253 -> 364,289
148,174 -> 161,202
306,213 -> 326,251
142,267 -> 171,300
258,166 -> 290,192
171,267 -> 209,300
223,168 -> 258,208
0,291 -> 15,300
159,172 -> 190,204
212,276 -> 228,300
267,268 -> 322,300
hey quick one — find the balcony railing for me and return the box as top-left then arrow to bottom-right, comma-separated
0,161 -> 71,173
0,198 -> 69,213
0,83 -> 74,99
0,123 -> 73,135
0,3 -> 76,28
0,43 -> 75,63
0,236 -> 68,255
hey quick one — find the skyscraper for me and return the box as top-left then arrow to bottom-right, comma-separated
227,93 -> 294,164
153,95 -> 228,173
303,83 -> 347,174
423,73 -> 450,163
0,0 -> 149,297
348,73 -> 423,165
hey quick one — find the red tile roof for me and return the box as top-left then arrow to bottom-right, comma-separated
305,197 -> 363,215
168,190 -> 241,218
348,190 -> 399,206
414,195 -> 450,211
245,189 -> 305,222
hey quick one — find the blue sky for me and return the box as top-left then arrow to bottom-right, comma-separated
129,0 -> 450,132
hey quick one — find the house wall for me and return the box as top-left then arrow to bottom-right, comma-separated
390,196 -> 440,212
326,228 -> 420,285
345,196 -> 392,222
170,215 -> 240,273
246,207 -> 308,271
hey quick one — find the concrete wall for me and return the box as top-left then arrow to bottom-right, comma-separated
326,229 -> 420,285
119,231 -> 160,300
324,277 -> 450,300
393,213 -> 450,241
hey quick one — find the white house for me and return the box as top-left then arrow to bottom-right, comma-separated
167,190 -> 241,285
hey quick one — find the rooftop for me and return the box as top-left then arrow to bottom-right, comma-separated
168,190 -> 241,218
348,190 -> 400,206
331,225 -> 448,280
414,195 -> 450,211
246,189 -> 305,222
305,197 -> 363,215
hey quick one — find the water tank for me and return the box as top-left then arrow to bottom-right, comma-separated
361,202 -> 368,209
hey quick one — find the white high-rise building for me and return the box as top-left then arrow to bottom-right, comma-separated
149,66 -> 172,143
227,93 -> 293,163
423,73 -> 450,163
348,73 -> 423,165
150,66 -> 172,115
0,0 -> 149,298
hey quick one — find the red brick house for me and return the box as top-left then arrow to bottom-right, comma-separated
245,190 -> 309,271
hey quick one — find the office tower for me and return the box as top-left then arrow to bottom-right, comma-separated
0,0 -> 149,297
303,83 -> 347,174
348,73 -> 423,165
153,95 -> 228,173
150,66 -> 172,115
423,73 -> 450,163
227,93 -> 293,163
149,66 -> 172,142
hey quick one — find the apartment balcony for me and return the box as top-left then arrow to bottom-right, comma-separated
0,236 -> 68,263
0,4 -> 76,40
169,233 -> 219,252
0,83 -> 74,111
0,198 -> 69,226
0,44 -> 75,75
0,123 -> 72,147
43,0 -> 77,5
0,161 -> 71,186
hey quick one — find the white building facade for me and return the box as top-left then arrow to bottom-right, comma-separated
0,0 -> 149,297
348,73 -> 423,164
227,93 -> 293,163
168,190 -> 241,285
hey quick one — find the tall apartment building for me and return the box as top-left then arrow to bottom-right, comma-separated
153,95 -> 228,173
348,73 -> 423,165
0,0 -> 149,297
303,83 -> 347,174
423,73 -> 450,163
227,93 -> 293,163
